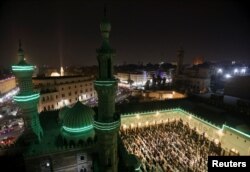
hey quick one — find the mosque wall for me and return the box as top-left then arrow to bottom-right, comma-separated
121,109 -> 250,155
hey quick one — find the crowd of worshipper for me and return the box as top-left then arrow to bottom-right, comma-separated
120,119 -> 223,172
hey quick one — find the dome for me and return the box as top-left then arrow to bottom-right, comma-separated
61,101 -> 95,144
63,101 -> 94,129
51,72 -> 60,77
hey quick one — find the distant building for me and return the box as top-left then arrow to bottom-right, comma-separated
116,70 -> 170,88
116,71 -> 151,87
175,64 -> 211,94
131,90 -> 186,101
0,76 -> 16,95
224,76 -> 250,100
33,75 -> 96,112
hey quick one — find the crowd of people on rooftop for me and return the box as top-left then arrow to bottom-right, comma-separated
120,119 -> 223,172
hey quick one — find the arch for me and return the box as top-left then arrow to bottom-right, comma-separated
63,138 -> 68,146
87,137 -> 92,145
69,140 -> 75,147
78,139 -> 84,146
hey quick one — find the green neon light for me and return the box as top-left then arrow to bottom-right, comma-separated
121,108 -> 250,139
14,93 -> 40,102
222,125 -> 250,138
12,65 -> 34,71
63,125 -> 93,133
94,125 -> 119,131
94,120 -> 120,131
178,109 -> 220,130
94,120 -> 120,125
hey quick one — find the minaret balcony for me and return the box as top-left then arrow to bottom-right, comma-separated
14,93 -> 40,108
94,118 -> 120,132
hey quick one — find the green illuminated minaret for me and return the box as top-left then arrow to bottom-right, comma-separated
12,41 -> 43,143
94,9 -> 120,172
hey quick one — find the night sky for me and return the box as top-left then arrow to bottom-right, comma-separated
0,0 -> 249,68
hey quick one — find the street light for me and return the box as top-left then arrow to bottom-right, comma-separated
241,68 -> 246,74
234,68 -> 238,74
224,74 -> 232,79
217,68 -> 223,74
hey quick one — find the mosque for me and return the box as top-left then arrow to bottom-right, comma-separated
7,9 -> 250,172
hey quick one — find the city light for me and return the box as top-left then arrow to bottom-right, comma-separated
217,68 -> 223,74
224,74 -> 232,79
234,68 -> 238,74
241,68 -> 246,74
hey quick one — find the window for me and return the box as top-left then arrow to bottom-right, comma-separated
62,94 -> 65,98
69,92 -> 71,96
85,89 -> 88,92
75,91 -> 78,95
69,86 -> 71,89
61,87 -> 64,90
80,156 -> 85,160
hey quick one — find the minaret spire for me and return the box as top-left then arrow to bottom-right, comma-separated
18,39 -> 25,61
104,4 -> 107,18
19,39 -> 22,49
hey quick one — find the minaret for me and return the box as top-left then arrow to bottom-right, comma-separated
12,41 -> 43,143
176,46 -> 184,75
94,7 -> 120,172
60,66 -> 64,76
